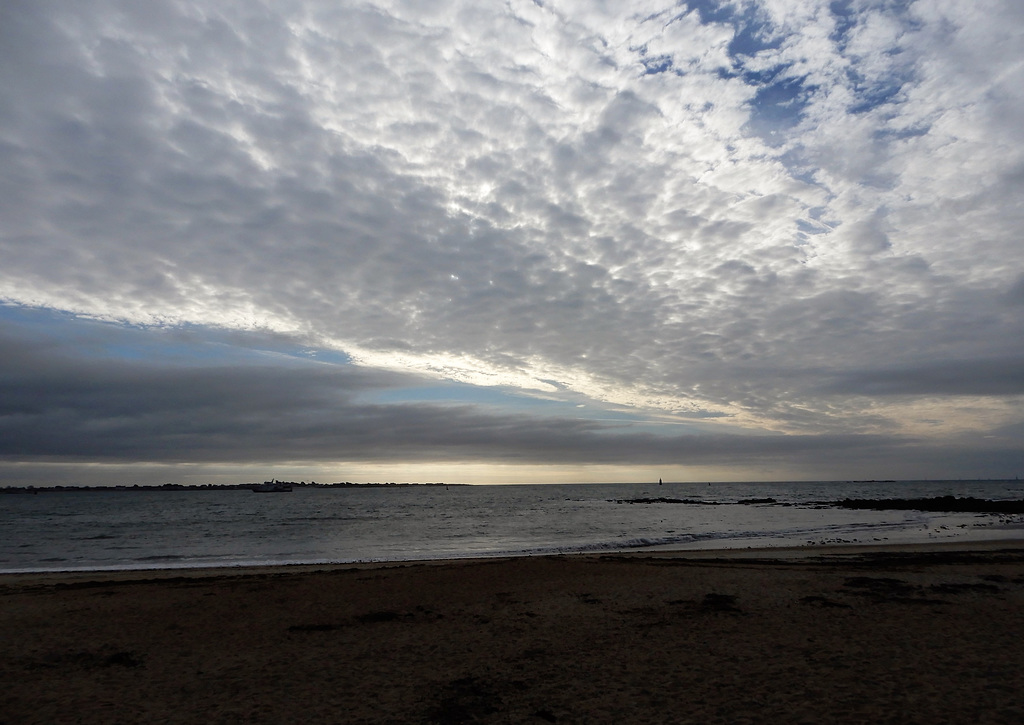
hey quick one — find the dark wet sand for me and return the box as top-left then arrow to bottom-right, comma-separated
3,543 -> 1024,724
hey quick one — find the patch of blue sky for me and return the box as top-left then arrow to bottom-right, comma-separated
0,304 -> 153,359
873,125 -> 930,141
828,0 -> 858,49
0,301 -> 70,328
641,3 -> 776,79
744,72 -> 814,145
728,23 -> 780,59
796,218 -> 830,236
726,6 -> 781,59
831,0 -> 922,48
678,1 -> 779,81
640,53 -> 674,76
682,0 -> 736,25
847,74 -> 906,115
0,304 -> 348,368
294,347 -> 353,366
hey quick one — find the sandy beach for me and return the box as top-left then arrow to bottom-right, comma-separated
4,544 -> 1024,724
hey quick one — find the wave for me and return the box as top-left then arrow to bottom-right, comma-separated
134,555 -> 185,562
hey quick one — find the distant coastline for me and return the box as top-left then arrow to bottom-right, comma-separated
2,478 -> 1019,495
0,480 -> 455,494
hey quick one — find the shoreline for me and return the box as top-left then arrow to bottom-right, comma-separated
4,537 -> 1024,585
7,482 -> 1024,580
5,541 -> 1024,723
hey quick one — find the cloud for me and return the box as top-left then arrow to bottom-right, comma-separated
0,1 -> 1022,479
0,314 -> 1019,483
0,337 -> 910,473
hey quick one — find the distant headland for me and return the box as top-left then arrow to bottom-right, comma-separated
0,480 -> 456,494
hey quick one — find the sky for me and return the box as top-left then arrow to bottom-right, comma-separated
1,0 -> 1023,486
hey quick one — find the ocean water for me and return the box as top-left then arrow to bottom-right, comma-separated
3,481 -> 1024,573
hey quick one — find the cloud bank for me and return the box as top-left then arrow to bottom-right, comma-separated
2,314 -> 1018,483
1,1 -> 1022,481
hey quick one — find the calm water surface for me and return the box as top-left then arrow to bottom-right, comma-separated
3,481 -> 1024,572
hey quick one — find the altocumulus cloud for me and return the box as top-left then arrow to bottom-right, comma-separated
0,0 -> 1022,481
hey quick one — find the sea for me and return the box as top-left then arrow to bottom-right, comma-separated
3,480 -> 1024,573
